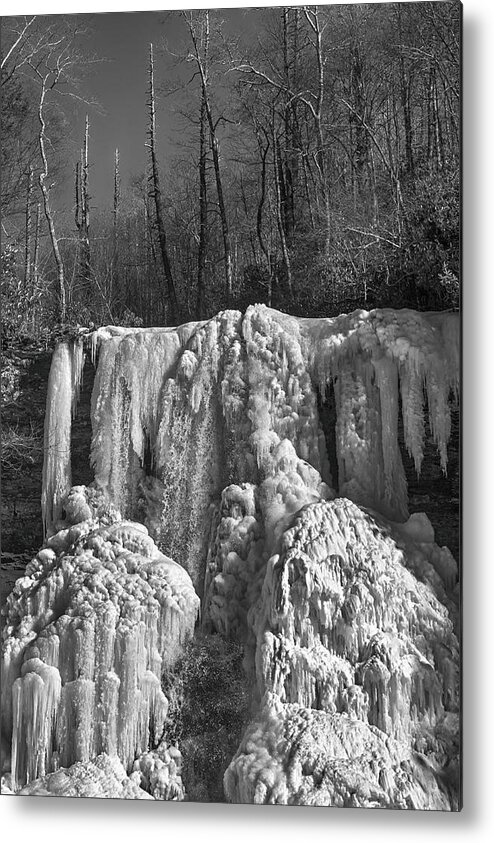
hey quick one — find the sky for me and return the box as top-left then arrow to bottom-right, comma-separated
81,11 -> 179,211
82,8 -> 253,210
4,6 -> 255,214
56,10 -> 225,212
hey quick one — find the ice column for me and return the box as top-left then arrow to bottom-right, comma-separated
41,339 -> 85,536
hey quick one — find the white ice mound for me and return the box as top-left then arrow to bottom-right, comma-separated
202,439 -> 333,646
131,744 -> 185,800
224,497 -> 459,808
254,499 -> 458,730
1,487 -> 199,792
14,753 -> 154,799
224,694 -> 454,809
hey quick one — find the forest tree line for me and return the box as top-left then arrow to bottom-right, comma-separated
1,3 -> 460,342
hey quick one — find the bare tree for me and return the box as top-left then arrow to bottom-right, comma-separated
234,6 -> 332,257
272,123 -> 292,294
113,147 -> 121,231
183,10 -> 233,301
14,17 -> 98,323
36,61 -> 67,322
24,165 -> 34,290
147,42 -> 180,325
197,93 -> 208,319
75,115 -> 91,298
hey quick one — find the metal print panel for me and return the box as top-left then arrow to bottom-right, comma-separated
1,2 -> 461,810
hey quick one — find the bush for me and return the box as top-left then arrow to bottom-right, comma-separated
162,632 -> 252,802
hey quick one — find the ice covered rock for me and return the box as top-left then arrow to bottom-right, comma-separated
386,512 -> 458,597
131,743 -> 185,800
1,496 -> 199,792
251,499 -> 458,736
224,694 -> 454,809
223,496 -> 459,808
202,440 -> 333,654
16,753 -> 154,799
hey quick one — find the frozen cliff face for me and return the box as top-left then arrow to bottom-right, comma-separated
1,486 -> 199,792
42,305 -> 459,591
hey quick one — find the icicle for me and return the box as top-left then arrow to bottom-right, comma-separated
41,343 -> 75,536
71,337 -> 85,417
372,353 -> 408,520
11,659 -> 62,790
333,355 -> 386,513
400,356 -> 425,475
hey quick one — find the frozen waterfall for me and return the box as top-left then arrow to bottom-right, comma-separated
2,304 -> 460,806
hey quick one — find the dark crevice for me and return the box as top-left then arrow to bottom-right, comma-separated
398,393 -> 460,561
70,355 -> 95,488
316,382 -> 339,491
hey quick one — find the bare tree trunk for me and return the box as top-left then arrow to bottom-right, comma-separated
110,147 -> 120,311
400,63 -> 414,181
427,69 -> 435,170
81,115 -> 90,289
304,7 -> 331,256
75,115 -> 91,299
147,43 -> 180,325
273,126 -> 292,294
197,94 -> 208,320
31,201 -> 41,331
210,128 -> 233,301
432,71 -> 444,170
369,146 -> 379,226
255,130 -> 273,302
113,147 -> 121,230
37,79 -> 66,323
282,8 -> 294,244
24,165 -> 34,291
184,11 -> 233,302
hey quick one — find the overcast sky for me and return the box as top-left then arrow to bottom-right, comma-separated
1,5 -> 260,213
53,8 -> 251,211
82,11 -> 179,211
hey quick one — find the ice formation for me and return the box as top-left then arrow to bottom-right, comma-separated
11,754 -> 154,799
224,694 -> 454,809
223,498 -> 459,806
42,306 -> 459,566
2,487 -> 198,792
41,339 -> 85,536
2,304 -> 460,806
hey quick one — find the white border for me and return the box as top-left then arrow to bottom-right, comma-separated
1,1 -> 493,840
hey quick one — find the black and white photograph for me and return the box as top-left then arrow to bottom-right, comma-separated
0,0 -> 468,822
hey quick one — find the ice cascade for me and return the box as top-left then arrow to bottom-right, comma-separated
2,305 -> 459,806
42,305 -> 459,564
